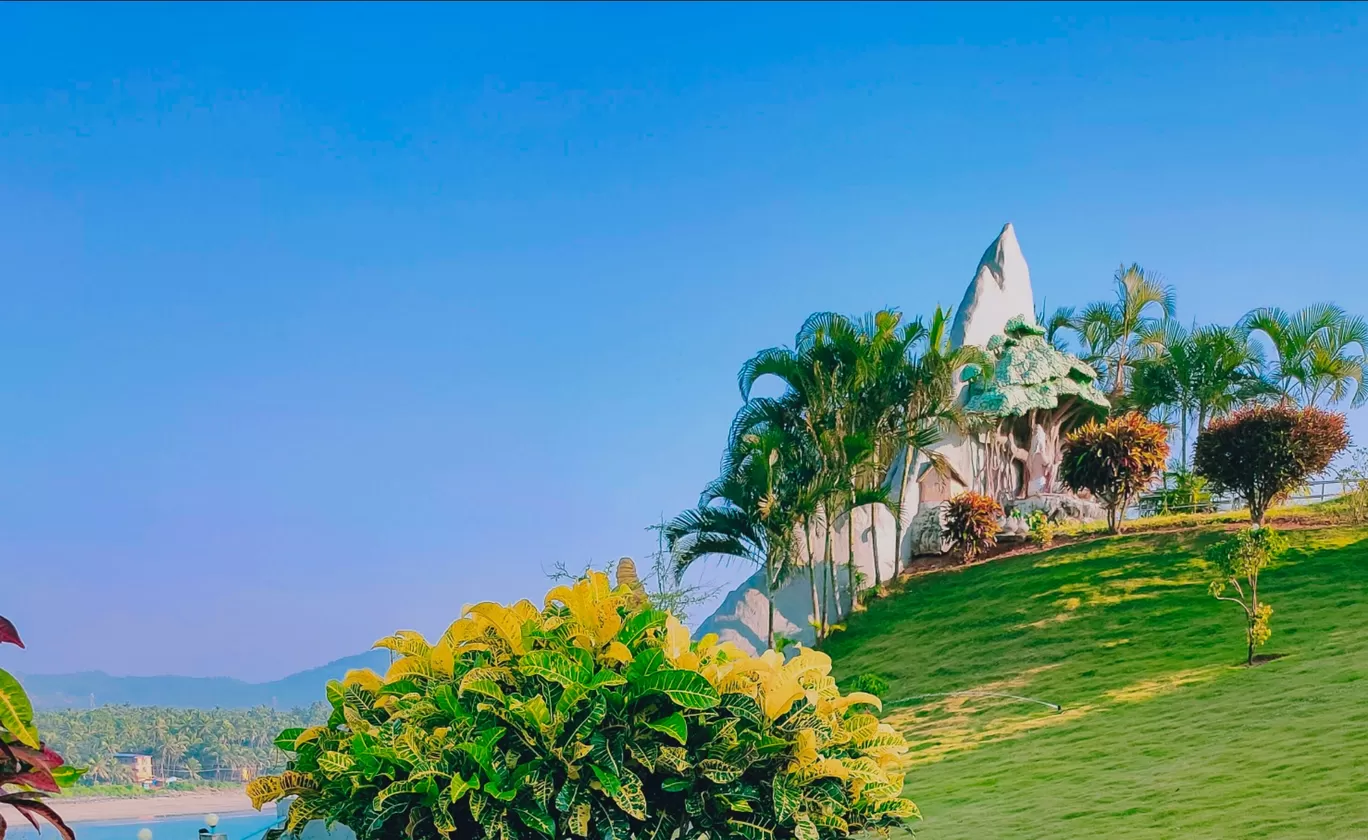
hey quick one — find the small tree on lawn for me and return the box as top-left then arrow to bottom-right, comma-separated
944,492 -> 1003,563
1193,404 -> 1350,525
1336,446 -> 1368,524
1059,412 -> 1170,533
1205,527 -> 1287,666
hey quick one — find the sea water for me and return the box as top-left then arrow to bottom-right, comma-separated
6,811 -> 280,840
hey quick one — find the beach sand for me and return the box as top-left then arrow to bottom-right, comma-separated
53,789 -> 259,824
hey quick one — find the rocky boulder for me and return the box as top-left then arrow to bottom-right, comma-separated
1009,493 -> 1106,524
908,503 -> 951,556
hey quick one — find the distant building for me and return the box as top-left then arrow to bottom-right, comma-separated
113,753 -> 153,783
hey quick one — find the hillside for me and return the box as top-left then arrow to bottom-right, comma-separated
20,649 -> 389,710
824,525 -> 1368,839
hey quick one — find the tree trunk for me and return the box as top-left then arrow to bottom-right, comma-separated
1113,346 -> 1128,397
847,487 -> 859,613
893,445 -> 915,579
870,503 -> 882,590
765,549 -> 775,651
1180,410 -> 1189,470
805,523 -> 821,643
824,506 -> 841,623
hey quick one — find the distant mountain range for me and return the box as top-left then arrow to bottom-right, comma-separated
21,649 -> 391,710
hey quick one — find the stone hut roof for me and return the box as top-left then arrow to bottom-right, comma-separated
961,316 -> 1110,418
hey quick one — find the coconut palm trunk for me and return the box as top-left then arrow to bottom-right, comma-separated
1180,408 -> 1190,469
893,446 -> 915,578
869,502 -> 882,590
765,546 -> 776,651
803,521 -> 821,642
847,485 -> 858,612
824,505 -> 841,623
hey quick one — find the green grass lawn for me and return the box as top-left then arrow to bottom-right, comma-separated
824,525 -> 1368,839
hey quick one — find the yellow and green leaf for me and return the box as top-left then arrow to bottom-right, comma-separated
726,816 -> 776,840
639,669 -> 720,710
646,711 -> 688,745
0,667 -> 40,748
246,771 -> 320,810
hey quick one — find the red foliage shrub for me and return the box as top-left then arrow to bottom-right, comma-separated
0,613 -> 80,840
945,492 -> 1004,562
1060,412 -> 1170,533
1194,403 -> 1350,524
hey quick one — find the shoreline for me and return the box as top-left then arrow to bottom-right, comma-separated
51,789 -> 260,825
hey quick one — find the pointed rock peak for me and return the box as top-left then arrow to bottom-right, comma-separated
949,223 -> 1037,349
975,223 -> 1023,290
989,223 -> 1022,285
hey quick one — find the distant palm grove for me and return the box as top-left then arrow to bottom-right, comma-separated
667,263 -> 1366,648
38,704 -> 326,786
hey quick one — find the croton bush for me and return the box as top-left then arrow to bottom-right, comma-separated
1194,403 -> 1350,525
250,572 -> 918,840
1,615 -> 82,840
1060,412 -> 1170,533
944,492 -> 1003,562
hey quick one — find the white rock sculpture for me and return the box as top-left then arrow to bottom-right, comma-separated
696,223 -> 1099,654
907,503 -> 950,557
949,223 -> 1038,350
1026,423 -> 1053,497
695,504 -> 898,651
1009,493 -> 1106,525
898,222 -> 1038,512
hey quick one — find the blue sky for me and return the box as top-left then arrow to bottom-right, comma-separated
2,2 -> 1365,680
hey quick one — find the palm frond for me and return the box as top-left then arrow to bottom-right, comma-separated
737,346 -> 804,401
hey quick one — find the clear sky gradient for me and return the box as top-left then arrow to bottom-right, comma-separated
3,3 -> 1365,680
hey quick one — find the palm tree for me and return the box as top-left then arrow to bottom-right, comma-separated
725,392 -> 839,640
1240,304 -> 1368,408
794,470 -> 842,640
889,307 -> 978,576
157,730 -> 190,779
86,754 -> 116,783
845,310 -> 925,592
1079,264 -> 1177,397
1131,322 -> 1275,466
793,311 -> 884,613
1037,304 -> 1078,353
739,325 -> 857,622
1188,325 -> 1277,429
667,400 -> 802,650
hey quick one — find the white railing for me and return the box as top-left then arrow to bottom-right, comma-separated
1131,478 -> 1353,518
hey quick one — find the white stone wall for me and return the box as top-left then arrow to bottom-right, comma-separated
696,502 -> 903,652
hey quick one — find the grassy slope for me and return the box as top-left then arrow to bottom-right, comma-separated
824,526 -> 1368,839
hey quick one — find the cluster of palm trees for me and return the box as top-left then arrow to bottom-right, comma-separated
1044,264 -> 1368,467
670,262 -> 1368,654
666,308 -> 975,649
37,703 -> 327,786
